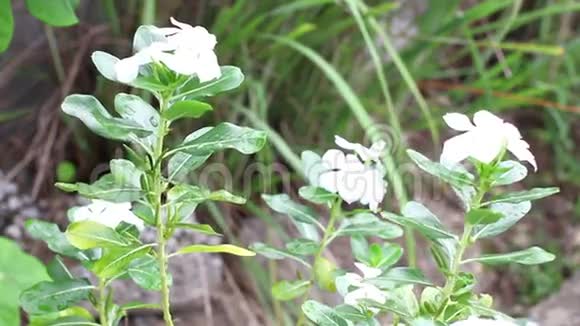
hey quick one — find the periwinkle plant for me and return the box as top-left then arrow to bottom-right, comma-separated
19,19 -> 266,326
254,111 -> 558,325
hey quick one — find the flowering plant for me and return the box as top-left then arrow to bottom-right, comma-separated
254,111 -> 558,325
18,19 -> 266,326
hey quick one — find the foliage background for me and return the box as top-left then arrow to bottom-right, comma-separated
0,0 -> 578,325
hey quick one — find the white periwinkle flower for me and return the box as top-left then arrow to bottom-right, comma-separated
70,200 -> 144,230
334,135 -> 386,162
319,136 -> 386,211
440,110 -> 537,171
115,17 -> 221,83
450,317 -> 518,326
343,263 -> 386,309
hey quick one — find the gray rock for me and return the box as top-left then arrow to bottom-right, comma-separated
530,272 -> 580,326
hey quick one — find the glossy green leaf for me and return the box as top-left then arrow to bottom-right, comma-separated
175,66 -> 244,100
91,244 -> 154,279
65,221 -> 129,250
114,93 -> 160,148
262,194 -> 320,226
47,256 -> 73,282
483,187 -> 559,206
383,202 -> 456,241
490,160 -> 527,186
466,208 -> 503,225
61,95 -> 152,141
164,100 -> 213,121
250,242 -> 311,267
285,238 -> 319,256
371,243 -> 403,269
271,280 -> 310,301
26,220 -> 90,260
333,305 -> 369,322
167,127 -> 212,182
298,185 -> 337,204
368,267 -> 432,287
173,223 -> 221,236
56,160 -> 143,202
0,237 -> 50,325
128,256 -> 169,291
28,306 -> 95,326
407,149 -> 474,187
20,279 -> 94,315
301,300 -> 348,326
463,246 -> 555,265
170,122 -> 266,156
25,0 -> 78,27
337,213 -> 402,239
0,0 -> 13,53
472,201 -> 532,239
175,244 -> 255,257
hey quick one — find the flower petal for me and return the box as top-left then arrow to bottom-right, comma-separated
354,262 -> 382,278
195,50 -> 221,82
319,171 -> 340,194
321,149 -> 346,170
443,113 -> 475,131
114,57 -> 143,83
440,132 -> 474,166
507,139 -> 537,171
473,110 -> 504,128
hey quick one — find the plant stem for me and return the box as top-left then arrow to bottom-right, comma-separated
152,97 -> 173,326
98,279 -> 109,326
296,199 -> 341,326
436,178 -> 489,319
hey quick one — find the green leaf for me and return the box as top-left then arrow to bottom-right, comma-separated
164,100 -> 213,121
250,242 -> 311,267
406,149 -> 474,187
128,256 -> 169,291
91,244 -> 154,279
173,223 -> 221,236
176,244 -> 255,257
39,316 -> 99,325
25,0 -> 78,27
65,221 -> 129,250
114,93 -> 160,149
28,306 -> 95,326
262,194 -> 320,226
167,127 -> 212,182
463,246 -> 555,265
20,279 -> 94,315
371,243 -> 403,268
313,257 -> 337,292
207,190 -> 246,204
472,201 -> 532,239
175,66 -> 244,100
466,208 -> 503,225
383,202 -> 456,241
298,185 -> 337,204
368,267 -> 432,287
285,238 -> 319,256
121,301 -> 161,311
0,237 -> 50,325
271,280 -> 311,301
61,95 -> 152,141
483,187 -> 559,205
57,160 -> 143,202
170,122 -> 266,156
337,213 -> 402,239
490,160 -> 527,186
301,300 -> 348,326
26,220 -> 90,260
0,0 -> 14,53
333,305 -> 369,322
47,256 -> 74,282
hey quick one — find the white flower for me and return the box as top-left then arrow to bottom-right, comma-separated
440,110 -> 537,171
450,317 -> 518,326
114,17 -> 220,83
334,135 -> 386,162
70,200 -> 144,230
318,137 -> 387,211
342,263 -> 386,310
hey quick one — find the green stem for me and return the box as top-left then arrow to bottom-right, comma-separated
436,178 -> 489,319
44,26 -> 66,84
98,279 -> 109,326
152,96 -> 173,326
296,199 -> 342,326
